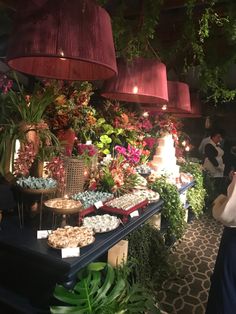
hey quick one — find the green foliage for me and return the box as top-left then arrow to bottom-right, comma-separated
127,224 -> 175,291
93,101 -> 144,156
5,73 -> 54,123
50,262 -> 161,314
180,161 -> 206,217
150,177 -> 186,240
184,0 -> 236,103
110,0 -> 162,59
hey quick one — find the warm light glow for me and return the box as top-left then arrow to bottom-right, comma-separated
162,104 -> 167,111
12,139 -> 21,172
64,194 -> 69,199
143,111 -> 149,117
182,140 -> 186,147
132,86 -> 138,94
185,146 -> 190,152
59,49 -> 66,61
84,169 -> 88,177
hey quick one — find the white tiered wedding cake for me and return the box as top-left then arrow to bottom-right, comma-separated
150,133 -> 180,178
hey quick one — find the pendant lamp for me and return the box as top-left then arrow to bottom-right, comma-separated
140,81 -> 191,113
166,81 -> 191,113
101,58 -> 168,104
7,0 -> 117,81
175,93 -> 202,118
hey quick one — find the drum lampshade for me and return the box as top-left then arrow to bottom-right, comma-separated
7,0 -> 117,81
101,57 -> 168,104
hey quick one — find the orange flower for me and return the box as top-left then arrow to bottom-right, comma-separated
55,95 -> 66,105
87,115 -> 97,125
121,113 -> 129,124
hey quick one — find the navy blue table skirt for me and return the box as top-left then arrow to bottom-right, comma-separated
0,184 -> 15,211
206,226 -> 236,314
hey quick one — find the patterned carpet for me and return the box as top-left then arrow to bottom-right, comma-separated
157,213 -> 223,314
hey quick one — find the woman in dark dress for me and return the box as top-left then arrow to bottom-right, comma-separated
206,173 -> 236,314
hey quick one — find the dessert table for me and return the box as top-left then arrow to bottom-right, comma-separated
0,182 -> 194,313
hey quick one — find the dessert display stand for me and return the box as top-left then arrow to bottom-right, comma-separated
16,187 -> 57,230
0,182 -> 194,313
44,198 -> 83,228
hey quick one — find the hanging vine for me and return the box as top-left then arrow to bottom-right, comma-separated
150,177 -> 186,241
96,0 -> 236,103
180,161 -> 207,218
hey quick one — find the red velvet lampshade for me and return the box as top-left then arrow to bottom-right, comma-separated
7,0 -> 117,81
101,58 -> 168,104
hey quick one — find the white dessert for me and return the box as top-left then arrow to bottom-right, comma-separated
150,133 -> 180,178
48,226 -> 94,248
83,214 -> 120,233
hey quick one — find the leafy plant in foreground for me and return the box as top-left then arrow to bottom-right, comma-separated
50,262 -> 161,314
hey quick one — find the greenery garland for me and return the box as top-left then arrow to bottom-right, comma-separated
126,223 -> 174,291
150,177 -> 186,241
180,161 -> 206,217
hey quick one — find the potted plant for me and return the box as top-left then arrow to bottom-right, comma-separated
0,72 -> 57,175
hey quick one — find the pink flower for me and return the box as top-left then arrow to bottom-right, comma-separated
14,142 -> 36,177
115,145 -> 127,155
144,137 -> 156,149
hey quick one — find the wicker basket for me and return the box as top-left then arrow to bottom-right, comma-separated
64,158 -> 85,195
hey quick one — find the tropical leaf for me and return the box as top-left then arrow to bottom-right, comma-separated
51,262 -> 161,314
51,263 -> 125,314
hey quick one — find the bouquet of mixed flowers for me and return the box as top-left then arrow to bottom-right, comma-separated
86,157 -> 138,196
85,145 -> 141,196
44,81 -> 96,140
155,114 -> 183,141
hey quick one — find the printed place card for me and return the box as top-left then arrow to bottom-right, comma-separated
94,201 -> 103,209
37,230 -> 52,239
130,210 -> 139,218
61,247 -> 80,258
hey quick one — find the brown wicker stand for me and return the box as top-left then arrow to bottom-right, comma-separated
64,158 -> 85,195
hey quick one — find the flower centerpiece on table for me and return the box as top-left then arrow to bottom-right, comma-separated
45,142 -> 98,193
85,145 -> 141,196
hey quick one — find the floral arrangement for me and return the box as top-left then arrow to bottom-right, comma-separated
93,100 -> 148,155
14,142 -> 36,177
114,145 -> 141,164
44,142 -> 98,192
86,153 -> 139,196
45,156 -> 65,191
44,81 -> 95,137
72,142 -> 97,159
155,114 -> 183,139
4,74 -> 55,124
0,73 -> 13,94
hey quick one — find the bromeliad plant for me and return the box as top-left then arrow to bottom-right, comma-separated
50,262 -> 161,314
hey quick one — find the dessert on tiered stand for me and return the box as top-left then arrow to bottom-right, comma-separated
149,133 -> 180,178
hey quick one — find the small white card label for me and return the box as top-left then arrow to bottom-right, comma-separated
86,140 -> 92,145
130,210 -> 139,218
94,201 -> 103,209
61,247 -> 80,258
37,230 -> 52,239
